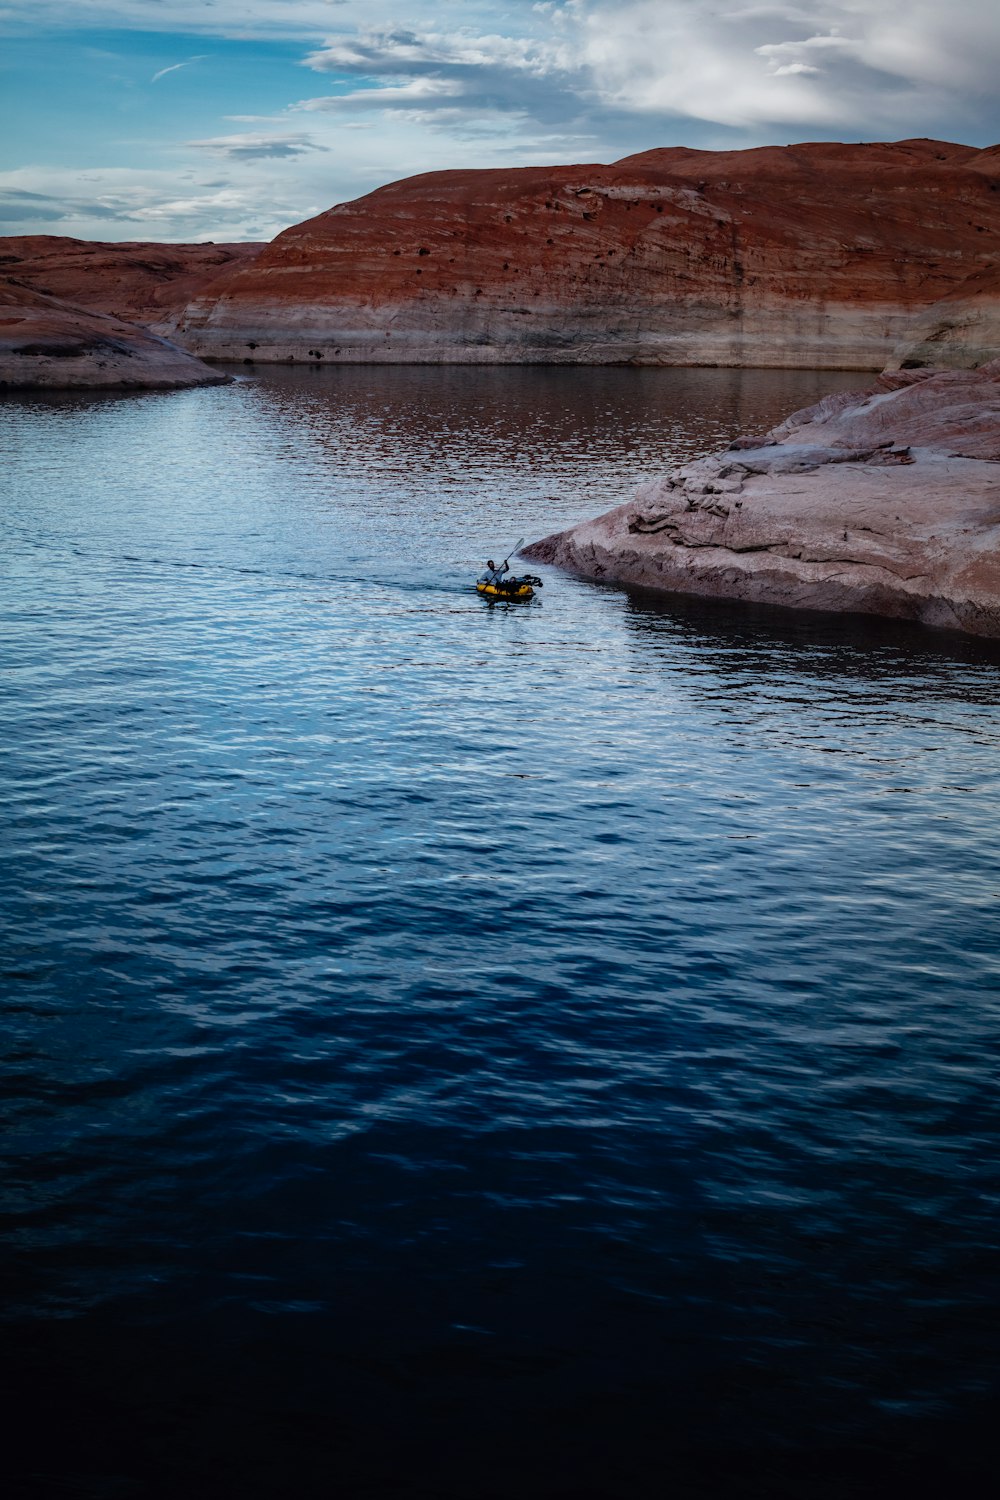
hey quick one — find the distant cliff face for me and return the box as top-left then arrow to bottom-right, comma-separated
167,139 -> 1000,370
0,236 -> 263,327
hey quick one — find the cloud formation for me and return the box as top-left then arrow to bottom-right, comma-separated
298,77 -> 466,111
3,2 -> 1000,241
8,1 -> 1000,138
0,165 -> 317,241
151,56 -> 205,83
187,132 -> 328,160
590,1 -> 1000,129
290,3 -> 1000,138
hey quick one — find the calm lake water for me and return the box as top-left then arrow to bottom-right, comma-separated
2,366 -> 998,1499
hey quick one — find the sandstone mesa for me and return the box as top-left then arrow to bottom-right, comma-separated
4,139 -> 1000,384
523,364 -> 1000,637
164,138 -> 1000,371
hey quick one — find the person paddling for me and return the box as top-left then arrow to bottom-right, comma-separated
478,557 -> 509,587
474,540 -> 540,601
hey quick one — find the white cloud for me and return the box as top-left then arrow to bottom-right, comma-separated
570,1 -> 1000,131
187,131 -> 327,159
297,77 -> 466,110
151,56 -> 205,83
755,33 -> 857,73
303,26 -> 572,78
0,164 -> 313,241
286,4 -> 1000,138
5,2 -> 1000,242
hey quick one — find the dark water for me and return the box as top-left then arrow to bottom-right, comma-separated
2,366 -> 998,1499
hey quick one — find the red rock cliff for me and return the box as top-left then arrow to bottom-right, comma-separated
168,139 -> 1000,370
0,237 -> 263,327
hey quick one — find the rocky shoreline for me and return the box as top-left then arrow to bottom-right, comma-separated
523,365 -> 1000,637
0,239 -> 262,392
0,282 -> 229,391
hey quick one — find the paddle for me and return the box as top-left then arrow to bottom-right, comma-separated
480,539 -> 528,594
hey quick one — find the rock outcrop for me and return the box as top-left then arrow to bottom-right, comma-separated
167,139 -> 1000,370
0,236 -> 263,328
0,281 -> 230,390
523,364 -> 1000,637
888,261 -> 1000,372
0,235 -> 263,389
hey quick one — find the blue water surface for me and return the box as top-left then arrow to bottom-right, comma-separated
2,366 -> 998,1499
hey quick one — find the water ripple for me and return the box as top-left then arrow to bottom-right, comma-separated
2,367 -> 999,1497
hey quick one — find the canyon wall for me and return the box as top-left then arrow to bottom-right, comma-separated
0,238 -> 266,389
167,139 -> 1000,370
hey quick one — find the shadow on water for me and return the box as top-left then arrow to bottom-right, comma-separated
619,580 -> 1000,689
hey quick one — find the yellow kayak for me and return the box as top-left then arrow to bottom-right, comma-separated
476,578 -> 537,601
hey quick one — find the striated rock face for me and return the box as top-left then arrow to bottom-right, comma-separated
767,365 -> 1000,460
888,261 -> 1000,371
168,138 -> 1000,370
0,236 -> 263,328
0,281 -> 230,390
523,363 -> 1000,637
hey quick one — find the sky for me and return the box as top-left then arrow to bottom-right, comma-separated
1,1 -> 999,243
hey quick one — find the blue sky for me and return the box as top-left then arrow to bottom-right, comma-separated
2,1 -> 999,242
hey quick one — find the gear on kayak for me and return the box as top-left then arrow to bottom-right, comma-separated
476,574 -> 541,600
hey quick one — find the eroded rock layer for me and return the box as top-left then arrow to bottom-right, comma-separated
0,236 -> 263,327
0,281 -> 229,390
523,364 -> 1000,637
169,139 -> 1000,369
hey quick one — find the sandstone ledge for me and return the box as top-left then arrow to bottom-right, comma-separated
0,281 -> 229,391
523,365 -> 1000,637
170,305 -> 926,371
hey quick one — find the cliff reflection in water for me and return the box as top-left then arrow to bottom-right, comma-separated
2,365 -> 997,1500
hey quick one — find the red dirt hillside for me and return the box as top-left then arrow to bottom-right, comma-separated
166,139 -> 1000,369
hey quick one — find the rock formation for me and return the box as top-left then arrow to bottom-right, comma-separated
523,364 -> 1000,637
0,237 -> 261,389
0,236 -> 263,327
0,281 -> 230,390
167,138 -> 1000,370
888,260 -> 1000,372
0,237 -> 264,390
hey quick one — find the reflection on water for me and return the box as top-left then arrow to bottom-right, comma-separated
2,366 -> 998,1499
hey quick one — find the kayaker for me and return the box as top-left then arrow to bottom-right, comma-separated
479,558 -> 509,586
